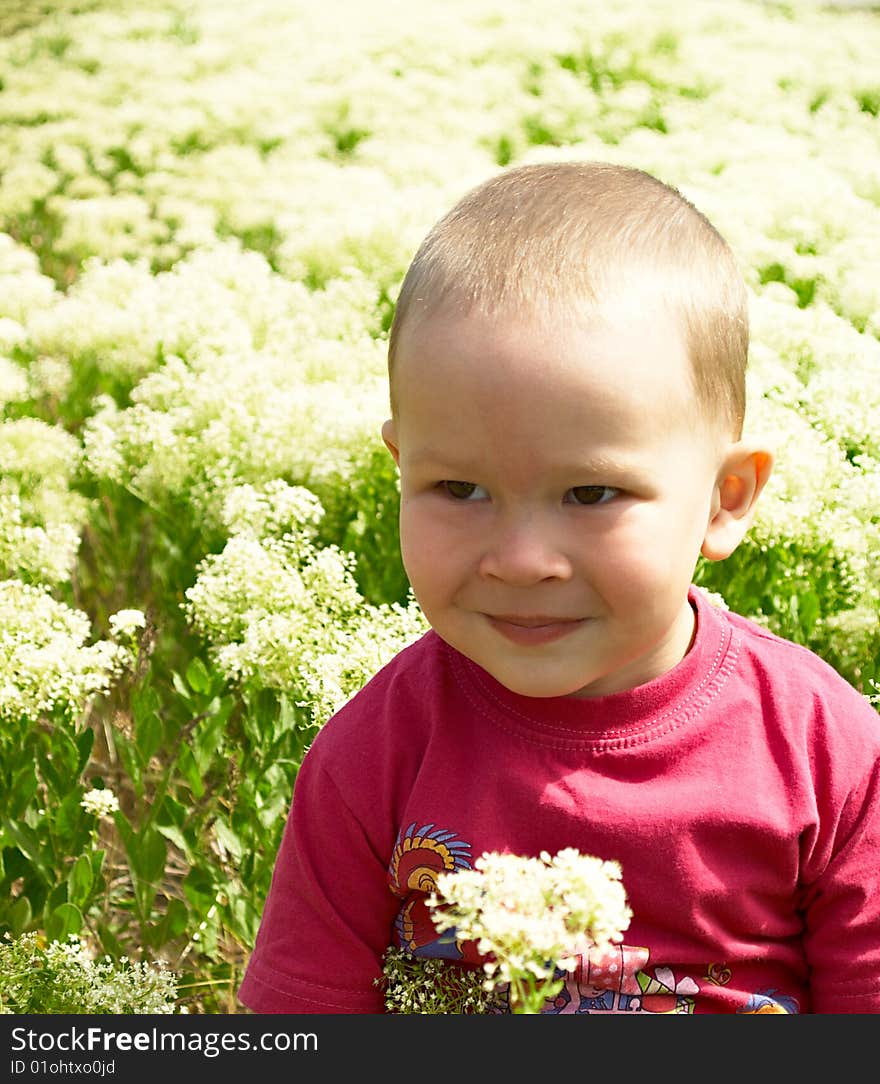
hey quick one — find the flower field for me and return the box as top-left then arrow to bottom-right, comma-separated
0,0 -> 878,1012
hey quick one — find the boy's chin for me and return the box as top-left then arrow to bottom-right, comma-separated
478,661 -> 603,700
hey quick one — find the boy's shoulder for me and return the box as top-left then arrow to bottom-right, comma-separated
711,594 -> 877,722
721,599 -> 843,674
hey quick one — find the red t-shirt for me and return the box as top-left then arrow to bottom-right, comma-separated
238,586 -> 880,1014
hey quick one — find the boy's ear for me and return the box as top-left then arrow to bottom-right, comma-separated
701,442 -> 774,562
381,418 -> 400,466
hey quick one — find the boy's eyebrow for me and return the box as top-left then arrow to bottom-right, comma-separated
405,448 -> 475,470
405,447 -> 645,477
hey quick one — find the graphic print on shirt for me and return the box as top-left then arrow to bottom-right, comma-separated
387,821 -> 474,958
538,948 -> 798,1014
738,990 -> 798,1014
542,944 -> 699,1014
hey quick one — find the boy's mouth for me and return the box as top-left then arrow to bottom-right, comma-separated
486,614 -> 585,646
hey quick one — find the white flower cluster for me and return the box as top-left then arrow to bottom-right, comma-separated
183,481 -> 427,724
80,787 -> 120,818
221,480 -> 326,541
26,242 -> 383,385
431,849 -> 632,996
743,291 -> 880,618
0,492 -> 82,586
107,609 -> 147,639
0,933 -> 177,1014
63,247 -> 391,530
379,946 -> 501,1015
0,244 -> 56,370
0,0 -> 875,286
0,354 -> 28,408
0,579 -> 130,723
0,418 -> 89,584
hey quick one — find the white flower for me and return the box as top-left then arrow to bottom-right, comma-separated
80,788 -> 120,818
431,848 -> 632,996
0,932 -> 178,1013
0,355 -> 29,408
0,579 -> 130,723
108,609 -> 147,638
183,520 -> 427,723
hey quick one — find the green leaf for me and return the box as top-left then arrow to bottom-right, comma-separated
88,849 -> 106,896
75,727 -> 95,774
94,920 -> 126,959
192,701 -> 231,774
67,854 -> 94,907
135,708 -> 163,763
132,681 -> 165,763
46,902 -> 83,941
277,693 -> 298,736
156,794 -> 189,830
8,763 -> 38,819
171,670 -> 192,701
113,732 -> 143,799
54,790 -> 90,849
132,681 -> 162,718
176,745 -> 205,799
213,817 -> 243,861
113,810 -> 136,860
256,787 -> 289,830
145,897 -> 189,948
181,867 -> 215,913
134,827 -> 167,884
799,590 -> 820,633
154,795 -> 195,859
5,894 -> 32,936
156,823 -> 190,859
126,826 -> 167,917
37,726 -> 79,800
1,819 -> 51,882
185,657 -> 212,695
225,888 -> 262,944
47,880 -> 69,913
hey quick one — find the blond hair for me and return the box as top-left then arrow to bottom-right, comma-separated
388,161 -> 748,436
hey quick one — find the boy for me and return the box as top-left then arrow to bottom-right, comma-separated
238,161 -> 880,1014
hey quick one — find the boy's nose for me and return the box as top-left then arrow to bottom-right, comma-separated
477,516 -> 572,585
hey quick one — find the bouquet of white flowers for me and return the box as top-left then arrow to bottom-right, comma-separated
382,848 -> 632,1014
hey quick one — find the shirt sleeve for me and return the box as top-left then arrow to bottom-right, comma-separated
799,711 -> 880,1013
237,740 -> 397,1013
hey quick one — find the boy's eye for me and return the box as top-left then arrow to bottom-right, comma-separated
441,480 -> 486,500
567,485 -> 618,506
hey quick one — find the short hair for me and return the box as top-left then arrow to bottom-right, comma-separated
388,161 -> 748,437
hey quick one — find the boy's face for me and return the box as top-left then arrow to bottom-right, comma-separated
383,299 -> 746,699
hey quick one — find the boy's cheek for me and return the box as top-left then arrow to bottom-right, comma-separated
397,508 -> 432,568
399,521 -> 443,573
398,511 -> 463,587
